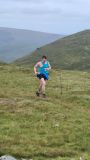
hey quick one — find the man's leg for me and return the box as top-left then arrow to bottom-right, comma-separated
36,78 -> 46,97
40,78 -> 46,96
36,79 -> 43,96
38,80 -> 42,93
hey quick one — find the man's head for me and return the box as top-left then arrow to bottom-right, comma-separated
42,55 -> 47,62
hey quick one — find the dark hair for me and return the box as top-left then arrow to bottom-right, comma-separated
42,55 -> 47,59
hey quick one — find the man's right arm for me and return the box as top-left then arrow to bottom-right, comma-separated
34,62 -> 40,75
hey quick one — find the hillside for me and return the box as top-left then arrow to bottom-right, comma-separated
0,65 -> 90,160
0,61 -> 6,65
15,30 -> 90,70
0,27 -> 63,63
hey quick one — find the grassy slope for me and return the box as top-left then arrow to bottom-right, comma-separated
0,65 -> 90,160
15,30 -> 90,70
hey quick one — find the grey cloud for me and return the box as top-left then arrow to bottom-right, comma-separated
5,0 -> 44,4
0,0 -> 90,34
22,7 -> 62,15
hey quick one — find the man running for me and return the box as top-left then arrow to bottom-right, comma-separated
34,55 -> 51,97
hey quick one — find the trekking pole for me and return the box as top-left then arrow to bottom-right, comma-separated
60,69 -> 63,95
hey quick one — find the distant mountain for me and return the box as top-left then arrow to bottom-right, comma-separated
0,60 -> 6,65
15,30 -> 90,70
0,27 -> 64,62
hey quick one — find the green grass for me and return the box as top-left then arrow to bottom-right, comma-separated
0,65 -> 90,160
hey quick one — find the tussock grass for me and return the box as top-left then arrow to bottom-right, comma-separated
0,65 -> 90,160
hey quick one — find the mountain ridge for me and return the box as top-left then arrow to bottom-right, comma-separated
0,27 -> 64,62
14,29 -> 90,70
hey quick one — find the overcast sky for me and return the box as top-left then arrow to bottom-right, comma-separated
0,0 -> 90,34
